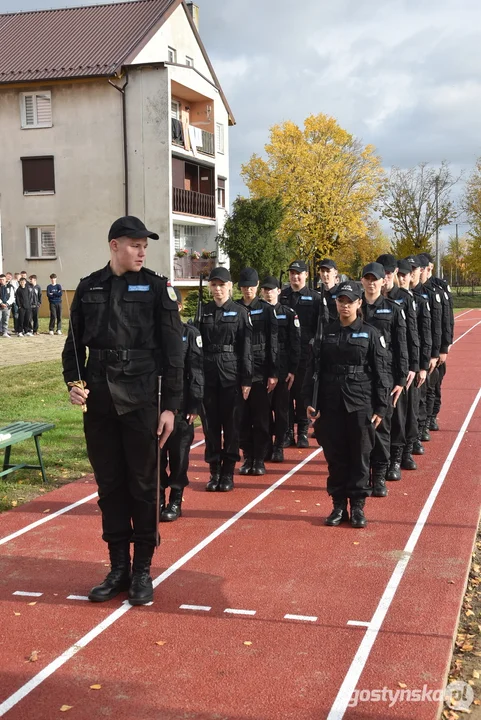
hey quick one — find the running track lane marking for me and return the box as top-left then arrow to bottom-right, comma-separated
66,595 -> 89,601
326,386 -> 481,720
179,604 -> 211,612
12,591 -> 43,598
0,440 -> 205,547
224,608 -> 256,616
453,320 -> 481,345
0,446 -> 323,717
455,309 -> 473,320
284,614 -> 318,622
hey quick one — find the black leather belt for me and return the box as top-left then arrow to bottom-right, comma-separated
325,364 -> 368,374
88,348 -> 153,362
206,344 -> 234,353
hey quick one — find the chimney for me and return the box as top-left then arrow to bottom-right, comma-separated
186,2 -> 199,30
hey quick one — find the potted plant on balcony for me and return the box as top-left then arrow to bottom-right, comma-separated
174,248 -> 192,279
192,248 -> 216,276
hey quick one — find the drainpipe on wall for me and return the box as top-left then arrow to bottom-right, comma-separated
108,71 -> 129,216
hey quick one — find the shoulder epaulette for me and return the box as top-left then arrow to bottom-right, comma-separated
143,267 -> 166,278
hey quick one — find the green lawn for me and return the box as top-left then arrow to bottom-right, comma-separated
0,360 -> 90,512
452,295 -> 481,308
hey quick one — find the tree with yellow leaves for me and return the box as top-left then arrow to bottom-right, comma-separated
241,114 -> 386,264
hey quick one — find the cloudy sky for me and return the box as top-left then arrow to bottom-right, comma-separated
2,0 -> 480,221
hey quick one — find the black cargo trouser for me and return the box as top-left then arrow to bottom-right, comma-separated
203,379 -> 243,469
315,405 -> 375,499
289,359 -> 309,429
18,307 -> 32,334
49,302 -> 62,331
391,390 -> 407,449
424,367 -> 440,423
84,382 -> 158,547
31,306 -> 39,333
270,377 -> 290,445
160,414 -> 195,490
433,361 -> 447,416
371,399 -> 394,467
240,380 -> 271,460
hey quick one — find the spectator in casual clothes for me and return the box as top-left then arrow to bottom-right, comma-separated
29,275 -> 42,334
7,272 -> 19,333
0,274 -> 15,337
15,277 -> 34,336
47,273 -> 63,335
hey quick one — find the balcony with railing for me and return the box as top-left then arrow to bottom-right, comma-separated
171,119 -> 214,157
173,187 -> 215,219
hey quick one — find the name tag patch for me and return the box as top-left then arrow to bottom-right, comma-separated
351,332 -> 369,339
250,309 -> 263,315
276,314 -> 287,319
376,308 -> 391,314
300,296 -> 313,301
128,285 -> 150,292
223,311 -> 238,317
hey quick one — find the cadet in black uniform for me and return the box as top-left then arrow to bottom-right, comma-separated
361,262 -> 409,497
376,254 -> 420,481
317,258 -> 339,322
199,267 -> 252,492
280,260 -> 325,448
63,216 -> 184,606
418,254 -> 443,443
304,281 -> 390,528
159,288 -> 204,522
260,275 -> 301,462
237,268 -> 279,475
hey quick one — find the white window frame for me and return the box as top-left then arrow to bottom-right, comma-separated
171,100 -> 181,120
216,122 -> 225,154
26,225 -> 57,259
186,56 -> 194,67
217,177 -> 226,208
20,91 -> 52,129
168,46 -> 177,63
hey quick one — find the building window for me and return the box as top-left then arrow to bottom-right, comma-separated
186,56 -> 194,67
20,91 -> 52,129
21,156 -> 55,194
217,178 -> 226,208
168,47 -> 177,63
216,123 -> 225,154
171,100 -> 181,119
27,226 -> 56,258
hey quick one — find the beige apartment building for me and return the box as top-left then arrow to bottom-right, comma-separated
0,0 -> 234,292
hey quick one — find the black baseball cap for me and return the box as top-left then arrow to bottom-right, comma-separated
336,281 -> 362,301
397,259 -> 412,274
376,254 -> 397,272
108,216 -> 159,242
419,252 -> 434,264
288,260 -> 308,272
260,275 -> 280,289
208,266 -> 231,282
238,267 -> 259,287
405,255 -> 420,268
416,254 -> 430,268
362,262 -> 385,280
319,258 -> 337,270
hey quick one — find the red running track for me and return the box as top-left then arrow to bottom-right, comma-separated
1,309 -> 481,719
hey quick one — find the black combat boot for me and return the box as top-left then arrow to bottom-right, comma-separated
271,445 -> 284,463
325,497 -> 349,526
160,487 -> 183,522
386,447 -> 403,481
371,464 -> 388,497
128,543 -> 154,606
239,456 -> 253,475
251,459 -> 266,476
206,462 -> 221,492
420,423 -> 431,442
218,462 -> 235,492
282,426 -> 296,448
401,443 -> 417,470
429,416 -> 439,431
350,498 -> 367,528
88,541 -> 131,603
159,487 -> 166,514
296,421 -> 309,449
412,438 -> 424,455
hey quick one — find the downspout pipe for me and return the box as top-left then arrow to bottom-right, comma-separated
108,71 -> 129,216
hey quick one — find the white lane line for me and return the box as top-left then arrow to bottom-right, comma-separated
0,446 -> 322,717
12,591 -> 43,598
224,608 -> 256,616
66,595 -> 89,602
179,604 -> 211,612
453,320 -> 481,345
326,387 -> 481,720
455,309 -> 473,320
284,614 -> 318,622
0,440 -> 205,547
347,620 -> 370,627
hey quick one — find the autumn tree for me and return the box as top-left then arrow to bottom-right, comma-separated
217,195 -> 293,282
335,219 -> 391,279
241,114 -> 386,264
442,235 -> 468,286
382,161 -> 458,257
464,157 -> 481,239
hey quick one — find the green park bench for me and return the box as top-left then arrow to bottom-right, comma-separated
0,421 -> 55,483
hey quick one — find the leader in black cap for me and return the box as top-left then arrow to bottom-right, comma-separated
376,254 -> 397,272
238,267 -> 259,287
108,216 -> 159,242
260,276 -> 280,289
361,262 -> 386,280
397,259 -> 412,274
419,252 -> 434,264
319,259 -> 337,270
416,254 -> 430,268
405,255 -> 420,268
288,260 -> 308,272
208,266 -> 231,282
336,281 -> 363,301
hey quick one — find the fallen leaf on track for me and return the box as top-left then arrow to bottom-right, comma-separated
27,650 -> 39,662
60,706 -> 73,712
42,509 -> 50,514
154,641 -> 167,646
243,641 -> 252,646
28,602 -> 37,606
398,682 -> 407,689
89,684 -> 102,690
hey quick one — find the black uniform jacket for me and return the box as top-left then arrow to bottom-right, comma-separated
280,285 -> 326,363
303,317 -> 390,417
323,284 -> 340,322
15,285 -> 34,309
418,280 -> 442,358
236,297 -> 278,382
274,302 -> 301,380
431,276 -> 454,350
388,286 -> 420,373
200,298 -> 252,388
410,285 -> 432,371
181,322 -> 204,416
362,295 -> 409,387
62,264 -> 184,415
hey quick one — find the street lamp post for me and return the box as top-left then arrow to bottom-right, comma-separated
435,175 -> 440,276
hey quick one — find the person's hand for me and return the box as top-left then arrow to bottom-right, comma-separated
371,414 -> 382,429
307,405 -> 320,421
286,373 -> 295,391
267,377 -> 278,393
242,386 -> 251,401
157,410 -> 175,448
438,353 -> 448,366
390,385 -> 403,407
186,413 -> 198,425
0,303 -> 5,309
417,369 -> 427,387
69,384 -> 89,406
429,357 -> 438,375
405,371 -> 416,390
